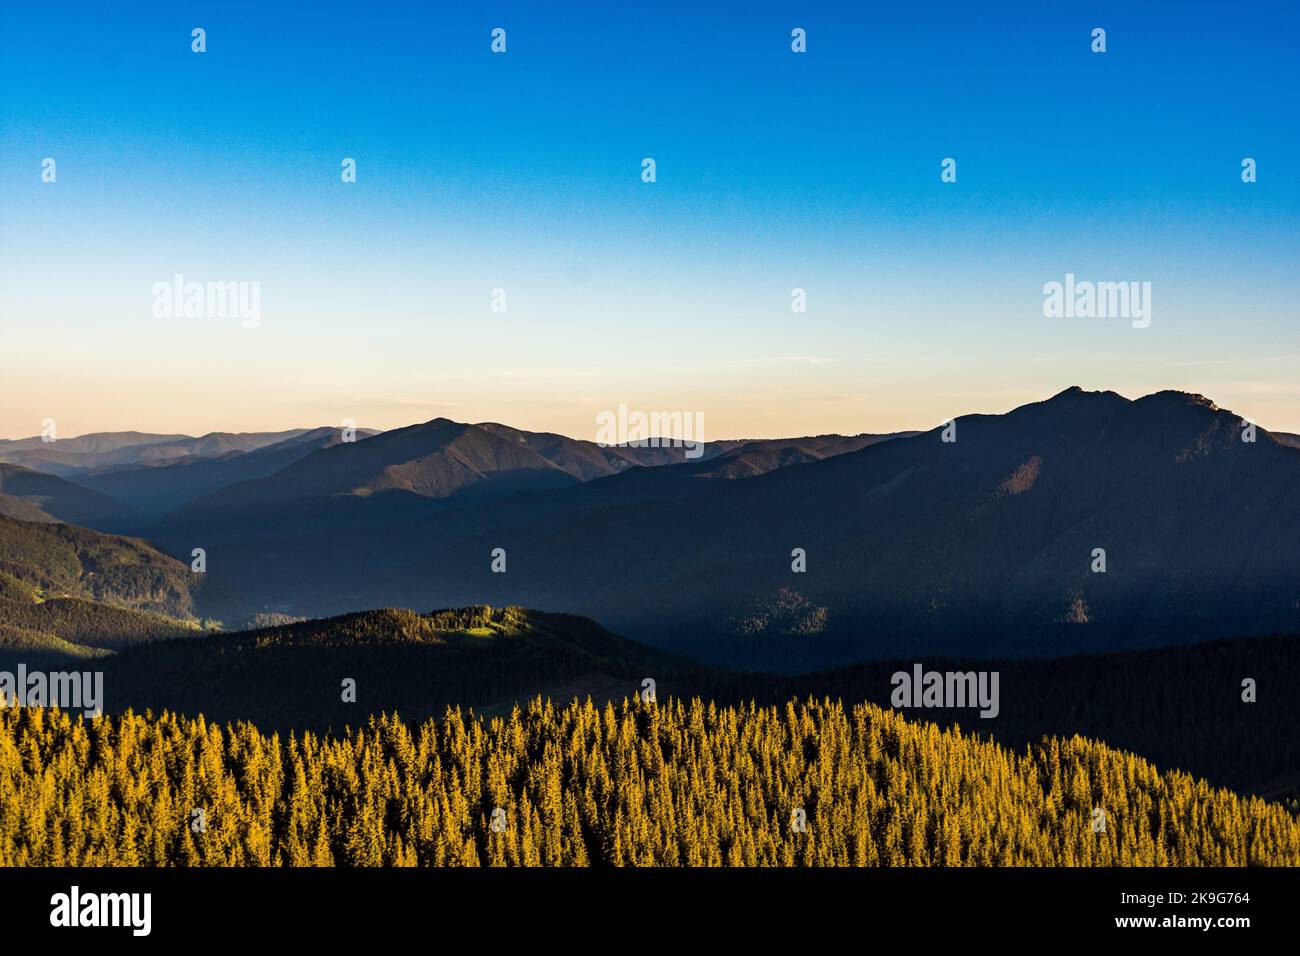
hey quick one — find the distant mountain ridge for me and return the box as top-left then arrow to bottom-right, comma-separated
142,387 -> 1300,669
170,419 -> 896,518
0,464 -> 136,530
5,388 -> 1297,670
1,420 -> 890,522
76,426 -> 376,513
0,428 -> 317,478
176,418 -> 583,515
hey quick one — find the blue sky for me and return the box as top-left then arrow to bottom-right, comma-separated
2,0 -> 1298,439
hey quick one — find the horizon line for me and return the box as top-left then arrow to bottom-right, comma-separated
3,385 -> 1294,445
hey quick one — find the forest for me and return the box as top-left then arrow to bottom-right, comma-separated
1,696 -> 1295,867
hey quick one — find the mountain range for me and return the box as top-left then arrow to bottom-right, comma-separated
2,387 -> 1298,670
0,428 -> 315,477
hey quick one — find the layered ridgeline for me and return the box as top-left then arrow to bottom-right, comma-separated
0,427 -> 380,521
0,464 -> 135,532
0,515 -> 205,660
166,418 -> 893,518
0,419 -> 891,524
75,426 -> 378,514
0,428 -> 318,479
0,699 -> 1295,866
144,388 -> 1300,667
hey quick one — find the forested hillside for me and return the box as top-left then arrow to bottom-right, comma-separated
65,603 -> 1296,798
737,634 -> 1300,799
97,605 -> 689,730
0,598 -> 197,656
0,515 -> 197,616
0,515 -> 204,659
0,699 -> 1295,866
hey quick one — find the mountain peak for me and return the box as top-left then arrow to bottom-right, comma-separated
1004,387 -> 1129,424
1140,389 -> 1221,412
1045,385 -> 1126,404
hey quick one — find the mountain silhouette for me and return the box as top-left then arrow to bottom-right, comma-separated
7,388 -> 1296,669
135,387 -> 1300,668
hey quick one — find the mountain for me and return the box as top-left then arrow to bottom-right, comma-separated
473,422 -> 902,477
0,514 -> 202,616
171,419 -> 884,526
443,386 -> 1300,665
0,464 -> 136,530
0,428 -> 316,478
76,426 -> 378,514
174,419 -> 894,517
0,432 -> 189,474
473,421 -> 672,477
172,418 -> 593,520
0,431 -> 187,454
96,604 -> 689,731
149,419 -> 902,620
0,514 -> 206,661
146,387 -> 1300,667
0,599 -> 198,660
678,433 -> 913,479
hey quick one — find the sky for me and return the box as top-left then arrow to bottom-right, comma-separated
2,0 -> 1298,442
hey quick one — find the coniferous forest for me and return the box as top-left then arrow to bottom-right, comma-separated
2,697 -> 1296,867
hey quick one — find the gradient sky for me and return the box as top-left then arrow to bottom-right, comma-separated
2,0 -> 1298,441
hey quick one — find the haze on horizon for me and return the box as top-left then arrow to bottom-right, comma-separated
3,2 -> 1298,440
